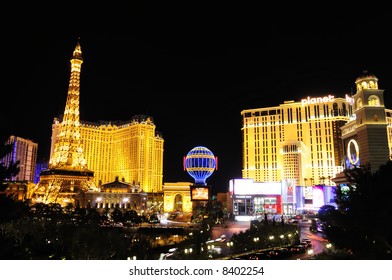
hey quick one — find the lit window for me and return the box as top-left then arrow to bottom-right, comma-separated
368,95 -> 380,106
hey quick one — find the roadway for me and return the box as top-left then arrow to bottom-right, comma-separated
210,219 -> 330,259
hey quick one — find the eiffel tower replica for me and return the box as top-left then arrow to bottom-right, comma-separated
32,40 -> 97,207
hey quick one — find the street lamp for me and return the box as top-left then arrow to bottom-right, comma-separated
227,241 -> 234,256
307,249 -> 314,259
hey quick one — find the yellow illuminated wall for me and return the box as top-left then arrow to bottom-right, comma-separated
241,96 -> 353,186
50,115 -> 164,193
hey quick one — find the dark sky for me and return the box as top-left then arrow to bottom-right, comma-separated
2,6 -> 391,194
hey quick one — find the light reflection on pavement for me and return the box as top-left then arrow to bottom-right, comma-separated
210,219 -> 330,259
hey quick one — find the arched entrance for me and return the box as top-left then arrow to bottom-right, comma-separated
174,194 -> 183,212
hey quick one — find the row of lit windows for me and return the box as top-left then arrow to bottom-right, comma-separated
356,95 -> 380,108
242,110 -> 345,183
283,154 -> 299,179
243,102 -> 349,120
51,122 -> 163,192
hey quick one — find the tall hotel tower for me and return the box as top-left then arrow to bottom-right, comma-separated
241,94 -> 352,187
33,41 -> 97,207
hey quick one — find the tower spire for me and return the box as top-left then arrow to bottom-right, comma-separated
49,40 -> 87,170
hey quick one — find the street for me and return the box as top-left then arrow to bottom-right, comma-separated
210,219 -> 330,259
290,219 -> 329,259
211,220 -> 250,240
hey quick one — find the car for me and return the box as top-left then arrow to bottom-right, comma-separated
215,234 -> 226,242
267,248 -> 291,259
289,244 -> 306,254
248,252 -> 271,260
287,219 -> 299,225
300,241 -> 311,248
275,248 -> 291,258
301,238 -> 312,247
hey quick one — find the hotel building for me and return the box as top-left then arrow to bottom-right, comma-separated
237,71 -> 391,217
2,135 -> 38,182
1,136 -> 38,201
50,115 -> 164,193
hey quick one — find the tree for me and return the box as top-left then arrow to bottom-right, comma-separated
317,205 -> 336,221
320,161 -> 392,259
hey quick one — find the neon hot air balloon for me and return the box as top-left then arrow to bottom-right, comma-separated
184,146 -> 218,185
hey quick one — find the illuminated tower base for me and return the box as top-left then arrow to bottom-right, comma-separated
33,169 -> 95,207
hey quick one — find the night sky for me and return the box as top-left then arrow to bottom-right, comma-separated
2,6 -> 391,194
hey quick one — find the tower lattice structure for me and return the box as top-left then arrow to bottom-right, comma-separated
49,41 -> 87,169
32,40 -> 97,207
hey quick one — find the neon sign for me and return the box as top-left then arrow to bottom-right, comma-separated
190,186 -> 210,201
345,94 -> 354,105
301,94 -> 354,106
347,139 -> 359,165
301,94 -> 334,106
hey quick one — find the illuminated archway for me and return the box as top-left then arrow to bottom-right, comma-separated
174,194 -> 183,212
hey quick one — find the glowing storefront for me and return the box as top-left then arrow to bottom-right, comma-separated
229,178 -> 337,219
229,179 -> 282,220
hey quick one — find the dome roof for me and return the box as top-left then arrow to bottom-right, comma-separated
355,70 -> 378,83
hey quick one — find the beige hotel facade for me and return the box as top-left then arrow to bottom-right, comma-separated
49,115 -> 164,194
